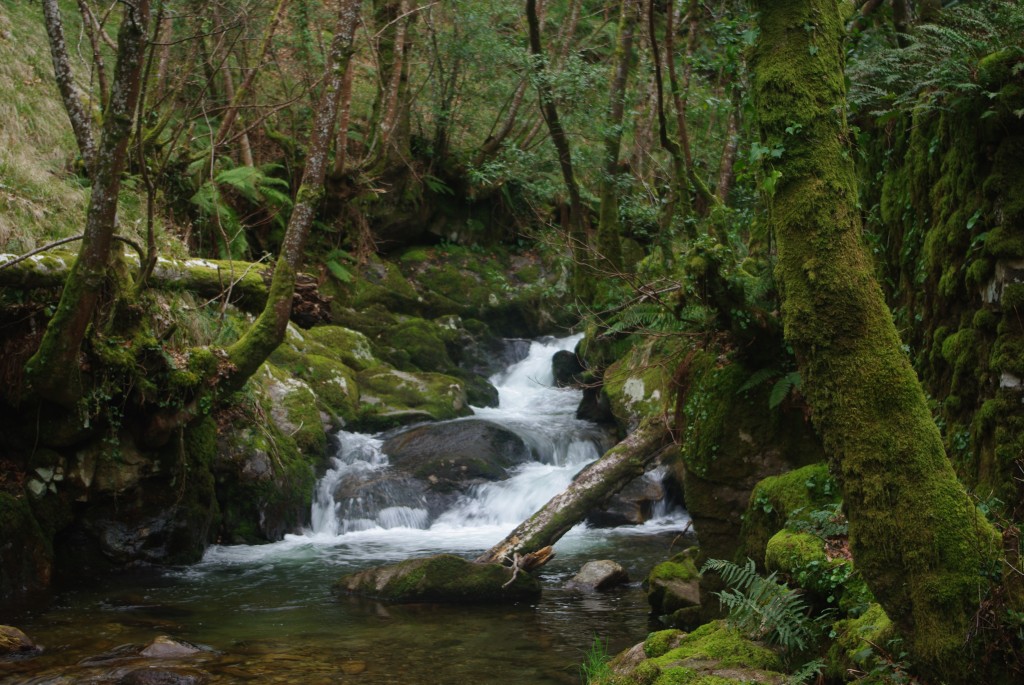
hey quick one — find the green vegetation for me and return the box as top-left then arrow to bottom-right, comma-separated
1,0 -> 1023,682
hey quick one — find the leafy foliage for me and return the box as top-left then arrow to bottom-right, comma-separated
849,0 -> 1024,117
701,558 -> 819,655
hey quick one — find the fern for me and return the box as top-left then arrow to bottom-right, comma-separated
769,371 -> 801,409
702,558 -> 818,655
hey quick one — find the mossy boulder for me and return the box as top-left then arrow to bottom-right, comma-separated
826,603 -> 894,680
602,336 -> 686,433
380,419 -> 535,492
303,324 -> 378,372
738,463 -> 839,567
333,553 -> 541,603
261,364 -> 328,457
597,622 -> 786,685
354,368 -> 471,432
647,550 -> 702,625
764,529 -> 870,614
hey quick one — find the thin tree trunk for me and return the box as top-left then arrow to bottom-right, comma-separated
715,101 -> 739,203
750,0 -> 1000,678
525,0 -> 589,296
213,0 -> 289,162
477,419 -> 673,564
377,0 -> 411,167
474,79 -> 528,166
42,0 -> 98,174
596,0 -> 636,273
333,60 -> 356,175
28,0 -> 151,405
75,0 -> 110,110
143,0 -> 363,446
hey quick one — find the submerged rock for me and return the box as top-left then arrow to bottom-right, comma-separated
381,419 -> 535,492
565,560 -> 629,592
333,553 -> 541,603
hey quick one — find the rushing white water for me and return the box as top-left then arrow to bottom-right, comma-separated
201,334 -> 687,566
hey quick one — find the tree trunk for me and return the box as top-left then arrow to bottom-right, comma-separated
525,0 -> 590,298
223,0 -> 361,387
750,0 -> 1000,678
213,0 -> 290,163
27,0 -> 151,406
596,0 -> 636,274
476,419 -> 673,564
42,0 -> 98,174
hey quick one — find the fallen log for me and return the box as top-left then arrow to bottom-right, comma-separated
0,251 -> 330,326
476,418 -> 675,566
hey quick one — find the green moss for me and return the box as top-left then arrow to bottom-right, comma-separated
651,621 -> 783,672
649,554 -> 701,584
304,325 -> 378,371
826,603 -> 894,680
333,554 -> 541,602
353,368 -> 471,431
738,464 -> 838,565
644,630 -> 686,658
0,493 -> 53,598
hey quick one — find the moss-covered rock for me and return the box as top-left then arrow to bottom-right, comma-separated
738,464 -> 838,568
333,553 -> 541,603
826,603 -> 894,681
304,324 -> 378,372
354,368 -> 471,432
647,550 -> 702,624
596,621 -> 786,685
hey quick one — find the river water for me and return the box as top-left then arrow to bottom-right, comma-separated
2,336 -> 689,684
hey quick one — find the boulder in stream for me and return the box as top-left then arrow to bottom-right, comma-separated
333,553 -> 541,603
565,560 -> 629,592
381,419 -> 535,492
0,625 -> 38,657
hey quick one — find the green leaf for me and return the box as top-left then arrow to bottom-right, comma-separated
326,260 -> 352,283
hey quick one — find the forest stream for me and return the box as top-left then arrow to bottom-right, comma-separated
1,337 -> 690,684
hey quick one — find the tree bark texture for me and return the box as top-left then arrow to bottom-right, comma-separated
476,419 -> 673,564
28,0 -> 151,405
750,0 -> 1000,678
42,0 -> 98,174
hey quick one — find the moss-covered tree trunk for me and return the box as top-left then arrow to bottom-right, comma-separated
27,0 -> 151,406
750,0 -> 1000,678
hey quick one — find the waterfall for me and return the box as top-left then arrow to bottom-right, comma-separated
306,335 -> 615,542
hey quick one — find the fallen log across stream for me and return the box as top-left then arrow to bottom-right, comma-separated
476,417 -> 675,568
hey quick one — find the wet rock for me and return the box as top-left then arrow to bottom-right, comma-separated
565,560 -> 629,592
647,550 -> 702,629
587,470 -> 667,527
552,349 -> 586,387
0,625 -> 38,656
333,553 -> 541,603
140,636 -> 203,659
118,667 -> 210,685
381,419 -> 535,492
355,368 -> 472,432
331,468 -> 454,527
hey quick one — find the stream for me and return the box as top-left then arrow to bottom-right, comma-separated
1,336 -> 690,684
